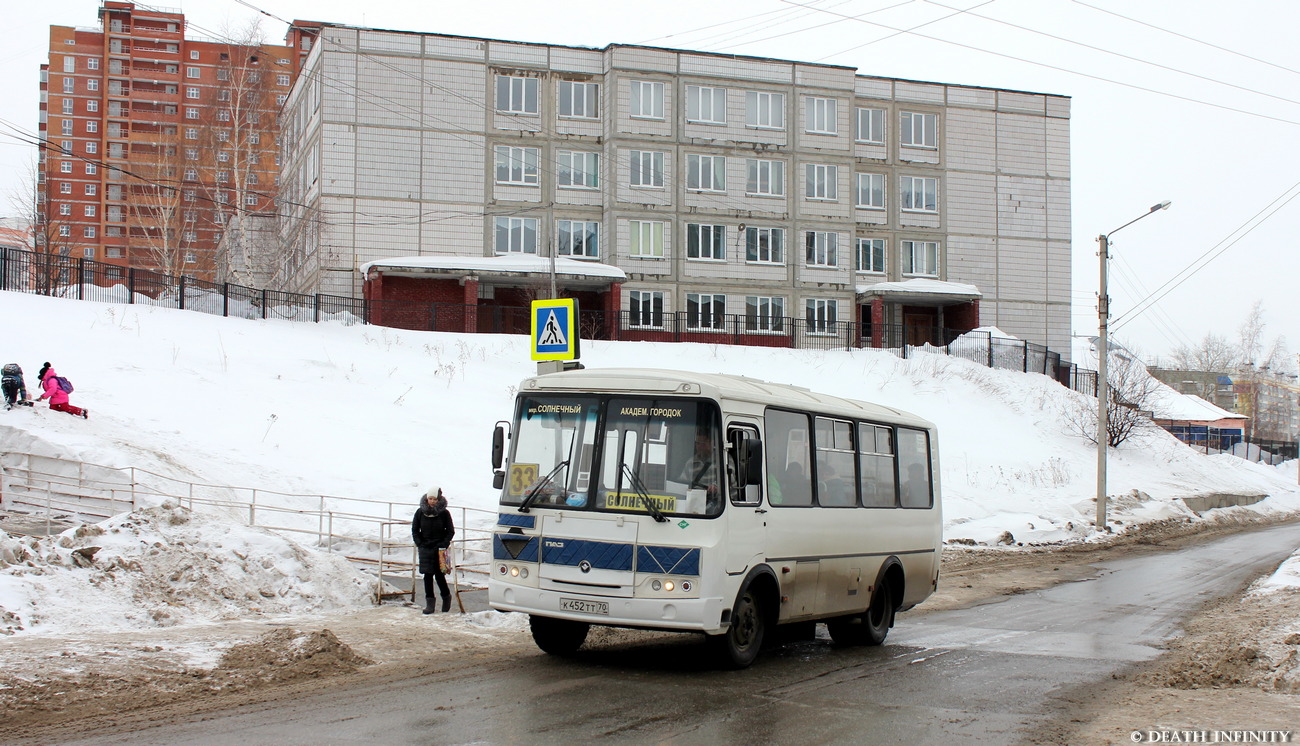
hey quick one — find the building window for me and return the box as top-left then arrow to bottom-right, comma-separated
87,79 -> 99,92
217,90 -> 230,102
85,122 -> 98,137
686,293 -> 726,330
186,87 -> 200,99
85,142 -> 97,154
59,203 -> 72,215
557,220 -> 599,258
59,182 -> 72,194
60,161 -> 73,173
855,238 -> 886,273
61,120 -> 73,136
59,225 -> 71,237
630,80 -> 664,120
628,290 -> 664,328
184,167 -> 198,180
856,108 -> 885,143
182,231 -> 197,242
494,216 -> 537,253
190,50 -> 200,60
495,75 -> 539,114
244,194 -> 257,206
217,150 -> 230,162
247,173 -> 258,185
84,163 -> 96,175
185,107 -> 199,119
805,164 -> 838,201
745,91 -> 784,129
686,85 -> 727,124
629,150 -> 665,188
217,170 -> 229,182
185,128 -> 198,139
558,80 -> 599,119
63,57 -> 75,73
745,226 -> 784,264
900,176 -> 938,212
87,58 -> 99,70
276,94 -> 288,106
686,223 -> 725,260
185,148 -> 198,160
805,231 -> 838,268
746,296 -> 785,332
61,99 -> 73,114
746,159 -> 785,197
806,299 -> 838,334
183,189 -> 195,202
901,111 -> 938,149
86,100 -> 98,112
184,252 -> 197,264
557,151 -> 599,189
494,146 -> 540,185
805,97 -> 837,134
902,240 -> 939,276
84,184 -> 96,196
217,109 -> 231,122
856,173 -> 885,209
214,130 -> 229,142
186,66 -> 200,79
216,68 -> 229,82
249,132 -> 260,144
686,154 -> 725,192
277,73 -> 291,86
629,220 -> 665,258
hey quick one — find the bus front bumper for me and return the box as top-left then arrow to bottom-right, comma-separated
490,584 -> 728,634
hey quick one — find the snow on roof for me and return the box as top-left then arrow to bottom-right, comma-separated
1148,385 -> 1246,422
361,255 -> 627,280
855,278 -> 982,298
970,326 -> 1018,340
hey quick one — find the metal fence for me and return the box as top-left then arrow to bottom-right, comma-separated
0,452 -> 498,609
0,245 -> 1093,392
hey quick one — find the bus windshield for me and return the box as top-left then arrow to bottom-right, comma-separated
501,394 -> 724,518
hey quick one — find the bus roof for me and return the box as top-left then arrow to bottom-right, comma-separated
522,368 -> 936,431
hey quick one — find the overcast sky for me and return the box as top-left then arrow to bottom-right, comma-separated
2,0 -> 1297,365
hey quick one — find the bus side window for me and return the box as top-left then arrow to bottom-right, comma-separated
727,426 -> 761,505
765,409 -> 812,506
859,423 -> 896,508
897,427 -> 932,508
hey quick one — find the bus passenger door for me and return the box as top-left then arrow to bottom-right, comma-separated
724,423 -> 764,575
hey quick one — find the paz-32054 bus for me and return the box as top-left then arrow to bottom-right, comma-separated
488,368 -> 941,667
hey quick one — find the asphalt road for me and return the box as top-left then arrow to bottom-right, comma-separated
59,522 -> 1300,745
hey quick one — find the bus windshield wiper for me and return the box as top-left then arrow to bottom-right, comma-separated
519,460 -> 568,513
621,463 -> 667,523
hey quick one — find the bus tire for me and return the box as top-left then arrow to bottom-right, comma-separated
529,615 -> 589,656
709,586 -> 766,668
827,582 -> 893,647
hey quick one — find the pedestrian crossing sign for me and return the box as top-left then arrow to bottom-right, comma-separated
531,299 -> 580,361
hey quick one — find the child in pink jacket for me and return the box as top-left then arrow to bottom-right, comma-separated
36,362 -> 87,419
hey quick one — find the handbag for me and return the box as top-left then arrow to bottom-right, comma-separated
438,548 -> 451,574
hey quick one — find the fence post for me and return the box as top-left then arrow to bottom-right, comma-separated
179,275 -> 186,310
77,258 -> 84,299
314,294 -> 321,323
249,489 -> 256,526
223,283 -> 229,317
128,268 -> 135,303
261,289 -> 268,319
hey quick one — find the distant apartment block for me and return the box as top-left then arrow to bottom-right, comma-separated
37,2 -> 309,282
271,26 -> 1070,351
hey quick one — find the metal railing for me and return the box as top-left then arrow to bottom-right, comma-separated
0,452 -> 498,609
0,245 -> 1094,393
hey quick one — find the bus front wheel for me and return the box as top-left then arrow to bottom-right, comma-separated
529,615 -> 590,656
709,587 -> 766,668
827,582 -> 893,646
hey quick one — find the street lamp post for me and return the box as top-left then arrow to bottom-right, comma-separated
1095,200 -> 1171,533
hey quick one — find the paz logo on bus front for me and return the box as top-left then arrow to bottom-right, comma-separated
530,299 -> 580,361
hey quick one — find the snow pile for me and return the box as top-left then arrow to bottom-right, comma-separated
1250,549 -> 1300,596
0,501 -> 380,636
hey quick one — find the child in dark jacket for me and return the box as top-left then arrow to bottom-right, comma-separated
2,363 -> 31,410
36,363 -> 87,419
411,486 -> 455,614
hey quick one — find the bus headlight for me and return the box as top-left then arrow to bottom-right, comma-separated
663,580 -> 675,592
510,566 -> 520,577
651,579 -> 662,591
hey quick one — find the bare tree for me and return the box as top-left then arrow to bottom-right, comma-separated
7,157 -> 82,295
1233,302 -> 1293,441
1068,350 -> 1162,448
127,128 -> 190,279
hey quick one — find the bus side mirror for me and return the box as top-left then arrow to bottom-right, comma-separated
744,439 -> 763,486
493,470 -> 506,490
491,422 -> 508,470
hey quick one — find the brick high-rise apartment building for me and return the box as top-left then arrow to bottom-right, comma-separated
37,2 -> 313,283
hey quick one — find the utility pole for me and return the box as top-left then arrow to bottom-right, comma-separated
1095,201 -> 1171,533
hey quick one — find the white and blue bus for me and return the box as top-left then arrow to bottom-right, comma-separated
488,368 -> 941,667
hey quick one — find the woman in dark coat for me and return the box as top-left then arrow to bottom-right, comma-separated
411,486 -> 455,614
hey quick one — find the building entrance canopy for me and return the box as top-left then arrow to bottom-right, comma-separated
362,255 -> 626,291
855,278 -> 982,306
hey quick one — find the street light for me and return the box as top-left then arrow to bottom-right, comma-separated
1096,200 -> 1171,533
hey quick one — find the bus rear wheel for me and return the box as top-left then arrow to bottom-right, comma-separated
529,615 -> 590,656
709,587 -> 766,668
827,583 -> 893,646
